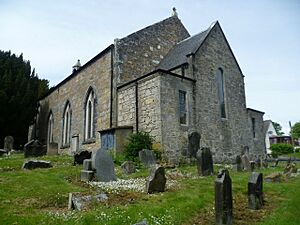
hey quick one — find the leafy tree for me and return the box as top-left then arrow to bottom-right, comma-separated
0,50 -> 49,149
272,121 -> 284,135
290,122 -> 300,139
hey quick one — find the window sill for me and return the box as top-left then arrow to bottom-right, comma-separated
82,138 -> 96,145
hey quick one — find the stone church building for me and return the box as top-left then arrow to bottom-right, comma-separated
29,13 -> 265,164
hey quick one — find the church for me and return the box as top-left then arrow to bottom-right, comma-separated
29,11 -> 265,164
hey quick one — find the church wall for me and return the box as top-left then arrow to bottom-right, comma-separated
193,23 -> 253,163
38,50 -> 112,154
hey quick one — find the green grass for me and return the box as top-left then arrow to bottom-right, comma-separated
0,154 -> 299,224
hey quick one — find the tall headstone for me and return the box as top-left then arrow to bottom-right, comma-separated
241,154 -> 251,171
71,134 -> 79,154
187,132 -> 201,158
215,169 -> 233,225
146,166 -> 166,194
92,148 -> 117,182
196,147 -> 213,176
4,136 -> 14,152
235,155 -> 243,172
248,172 -> 264,209
139,149 -> 156,168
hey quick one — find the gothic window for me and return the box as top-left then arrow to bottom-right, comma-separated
179,90 -> 187,125
62,101 -> 71,146
84,88 -> 96,140
217,68 -> 226,118
47,112 -> 53,144
252,118 -> 256,138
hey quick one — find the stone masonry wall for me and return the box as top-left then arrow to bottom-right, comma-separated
38,50 -> 112,154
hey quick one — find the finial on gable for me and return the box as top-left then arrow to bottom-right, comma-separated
172,7 -> 178,17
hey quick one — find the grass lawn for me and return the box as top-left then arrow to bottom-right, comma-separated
0,153 -> 299,225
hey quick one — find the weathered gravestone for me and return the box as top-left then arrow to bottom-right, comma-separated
47,142 -> 58,156
74,150 -> 92,165
241,154 -> 251,171
146,165 -> 166,194
235,155 -> 243,172
139,149 -> 156,168
24,140 -> 47,158
215,169 -> 233,225
4,136 -> 14,152
187,132 -> 201,158
196,147 -> 213,176
248,172 -> 264,209
22,160 -> 52,170
81,159 -> 94,182
92,148 -> 117,182
250,161 -> 256,171
121,161 -> 136,175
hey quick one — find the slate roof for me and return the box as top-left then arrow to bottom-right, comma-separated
158,21 -> 217,70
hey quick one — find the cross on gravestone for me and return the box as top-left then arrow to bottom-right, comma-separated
139,149 -> 156,168
248,172 -> 264,210
146,165 -> 166,194
187,132 -> 201,158
92,148 -> 117,182
196,147 -> 214,176
235,155 -> 243,172
215,169 -> 233,225
4,136 -> 14,152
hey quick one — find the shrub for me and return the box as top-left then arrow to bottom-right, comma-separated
270,143 -> 294,157
124,132 -> 153,161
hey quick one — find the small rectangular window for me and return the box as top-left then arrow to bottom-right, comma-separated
179,90 -> 187,125
252,118 -> 256,138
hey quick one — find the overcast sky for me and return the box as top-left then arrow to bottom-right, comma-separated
0,0 -> 299,134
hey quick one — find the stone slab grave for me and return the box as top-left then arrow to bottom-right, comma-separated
121,161 -> 136,175
187,131 -> 201,158
196,147 -> 214,176
215,169 -> 233,225
22,160 -> 52,170
80,159 -> 94,182
4,136 -> 14,152
92,148 -> 117,182
146,165 -> 166,194
248,172 -> 264,210
139,149 -> 156,168
74,150 -> 92,165
68,192 -> 108,211
24,139 -> 47,158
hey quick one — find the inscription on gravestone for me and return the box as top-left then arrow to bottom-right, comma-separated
187,132 -> 201,158
215,169 -> 233,225
248,172 -> 264,209
196,147 -> 213,176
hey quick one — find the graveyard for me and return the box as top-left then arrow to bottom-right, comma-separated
0,152 -> 300,225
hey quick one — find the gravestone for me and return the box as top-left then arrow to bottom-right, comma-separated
235,155 -> 243,172
24,140 -> 47,158
4,136 -> 14,152
74,150 -> 92,165
22,160 -> 52,170
196,147 -> 213,176
139,149 -> 156,168
250,161 -> 256,171
215,169 -> 233,225
80,159 -> 94,182
241,154 -> 251,171
187,132 -> 201,158
0,149 -> 7,156
265,172 -> 282,183
92,148 -> 117,182
47,142 -> 58,156
146,166 -> 166,194
121,161 -> 136,174
71,134 -> 79,154
248,172 -> 264,209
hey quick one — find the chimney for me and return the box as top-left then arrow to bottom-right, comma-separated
72,59 -> 81,72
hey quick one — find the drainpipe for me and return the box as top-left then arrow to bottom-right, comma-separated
135,82 -> 139,132
110,46 -> 114,128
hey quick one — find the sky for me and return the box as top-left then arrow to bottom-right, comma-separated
0,0 -> 299,134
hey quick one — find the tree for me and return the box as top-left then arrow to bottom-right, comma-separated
272,121 -> 284,136
291,122 -> 300,139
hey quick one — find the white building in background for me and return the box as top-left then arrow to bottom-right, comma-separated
263,120 -> 277,154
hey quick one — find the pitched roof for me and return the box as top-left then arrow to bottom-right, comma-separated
263,120 -> 272,135
158,21 -> 217,70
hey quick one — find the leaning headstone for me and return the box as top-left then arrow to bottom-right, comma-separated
248,172 -> 264,209
92,148 -> 117,182
187,132 -> 201,158
74,150 -> 92,165
121,161 -> 136,175
196,147 -> 214,176
215,169 -> 233,225
68,193 -> 93,211
22,160 -> 52,170
241,154 -> 251,171
24,140 -> 47,158
4,136 -> 14,152
235,155 -> 243,172
146,165 -> 166,194
139,149 -> 156,168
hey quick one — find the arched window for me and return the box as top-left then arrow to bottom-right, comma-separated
216,68 -> 226,118
62,101 -> 71,146
47,112 -> 53,144
84,88 -> 96,140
